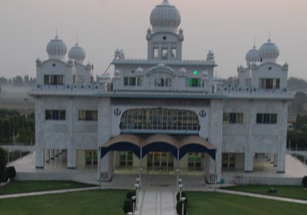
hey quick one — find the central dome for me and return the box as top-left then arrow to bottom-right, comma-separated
150,0 -> 181,33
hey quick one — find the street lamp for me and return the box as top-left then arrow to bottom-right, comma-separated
134,183 -> 139,208
139,168 -> 142,188
176,168 -> 179,189
181,197 -> 186,215
178,178 -> 182,192
179,184 -> 183,200
131,195 -> 136,214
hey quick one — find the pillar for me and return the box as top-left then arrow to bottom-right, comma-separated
35,147 -> 44,169
244,152 -> 254,172
54,149 -> 58,157
277,102 -> 288,173
67,147 -> 76,169
50,149 -> 55,160
45,149 -> 50,163
98,98 -> 112,181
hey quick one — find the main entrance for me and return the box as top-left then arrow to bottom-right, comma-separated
147,152 -> 174,168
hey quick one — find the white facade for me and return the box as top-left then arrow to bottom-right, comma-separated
30,0 -> 292,182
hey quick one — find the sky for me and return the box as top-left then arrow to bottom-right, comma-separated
0,0 -> 307,80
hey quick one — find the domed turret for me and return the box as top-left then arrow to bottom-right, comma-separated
46,35 -> 67,60
245,46 -> 259,65
68,43 -> 86,63
259,39 -> 279,63
150,0 -> 181,33
178,68 -> 187,77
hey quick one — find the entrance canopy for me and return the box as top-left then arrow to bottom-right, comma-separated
100,134 -> 216,160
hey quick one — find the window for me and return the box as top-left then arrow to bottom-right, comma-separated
162,48 -> 168,59
223,113 -> 243,124
259,78 -> 280,89
155,77 -> 172,87
45,110 -> 66,120
124,77 -> 142,86
153,48 -> 158,58
171,48 -> 177,58
188,153 -> 202,168
75,76 -> 84,84
119,151 -> 133,166
186,78 -> 204,88
44,75 -> 64,85
222,153 -> 235,169
256,113 -> 277,124
78,110 -> 98,121
120,108 -> 200,132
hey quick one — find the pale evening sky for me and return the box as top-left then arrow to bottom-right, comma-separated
0,0 -> 306,80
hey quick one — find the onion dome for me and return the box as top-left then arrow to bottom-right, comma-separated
245,46 -> 259,65
259,39 -> 279,62
135,67 -> 144,76
46,35 -> 67,60
178,68 -> 187,77
150,0 -> 181,33
114,70 -> 121,79
201,71 -> 209,80
68,43 -> 86,63
36,57 -> 42,66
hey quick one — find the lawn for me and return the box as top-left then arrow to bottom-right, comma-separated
186,191 -> 307,215
0,190 -> 127,215
0,181 -> 95,195
222,185 -> 307,200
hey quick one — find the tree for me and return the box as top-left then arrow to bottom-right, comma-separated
2,119 -> 11,142
0,147 -> 7,183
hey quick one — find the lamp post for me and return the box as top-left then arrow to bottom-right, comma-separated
181,197 -> 186,215
134,183 -> 139,208
179,184 -> 183,200
131,196 -> 136,215
176,168 -> 179,190
139,168 -> 142,188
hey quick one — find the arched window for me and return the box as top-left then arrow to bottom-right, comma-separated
120,108 -> 200,133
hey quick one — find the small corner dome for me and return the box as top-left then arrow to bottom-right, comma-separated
114,69 -> 121,76
245,46 -> 259,64
135,67 -> 144,76
179,67 -> 187,76
68,43 -> 86,63
202,71 -> 209,77
259,39 -> 279,61
46,35 -> 67,60
150,0 -> 181,33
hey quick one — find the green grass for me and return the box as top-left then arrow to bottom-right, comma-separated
0,181 -> 95,195
222,185 -> 307,200
0,190 -> 127,215
186,191 -> 307,215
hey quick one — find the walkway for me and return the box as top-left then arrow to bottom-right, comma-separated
135,188 -> 176,215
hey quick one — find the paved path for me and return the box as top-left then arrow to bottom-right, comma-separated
135,188 -> 176,215
216,189 -> 307,205
0,187 -> 98,200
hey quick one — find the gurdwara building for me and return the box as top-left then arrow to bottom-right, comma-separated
30,0 -> 292,182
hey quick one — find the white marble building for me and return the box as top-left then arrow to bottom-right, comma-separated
30,0 -> 292,182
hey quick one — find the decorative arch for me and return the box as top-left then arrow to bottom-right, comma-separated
100,134 -> 142,158
146,64 -> 176,77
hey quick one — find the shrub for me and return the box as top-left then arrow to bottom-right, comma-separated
123,199 -> 133,214
126,190 -> 136,201
176,192 -> 188,204
303,176 -> 307,187
176,200 -> 187,215
6,166 -> 16,180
